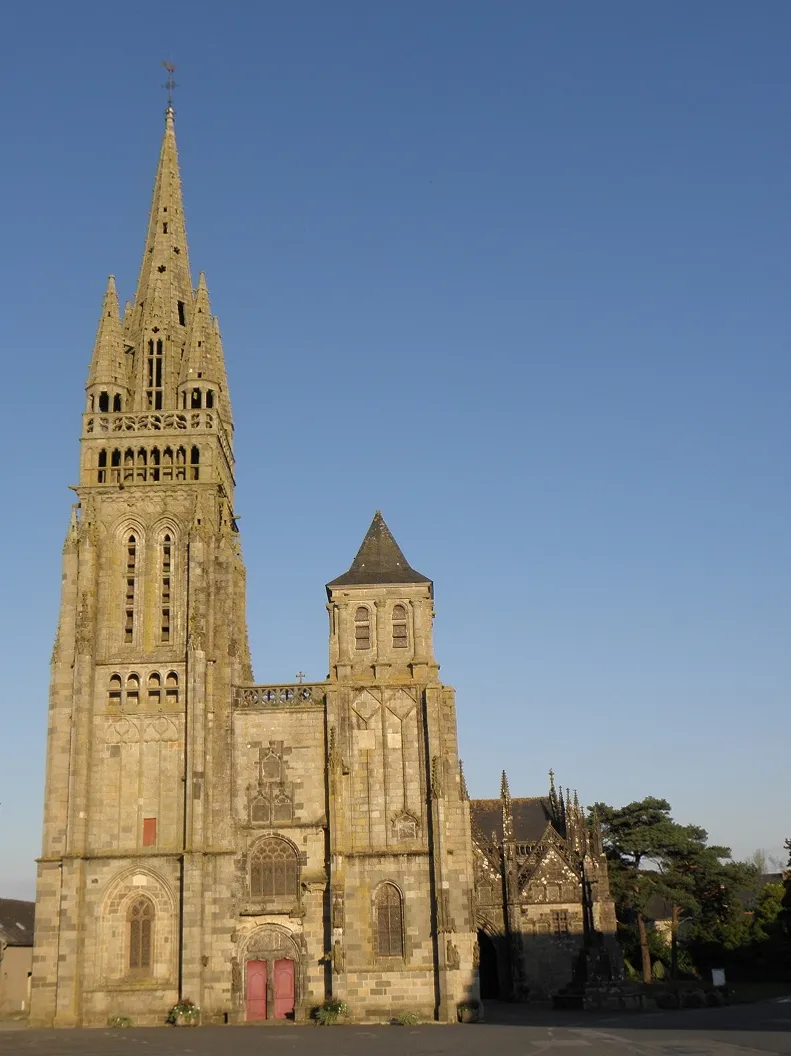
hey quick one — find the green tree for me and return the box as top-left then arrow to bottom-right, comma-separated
594,798 -> 735,983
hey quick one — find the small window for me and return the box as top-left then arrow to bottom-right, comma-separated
98,391 -> 109,412
109,674 -> 122,705
272,792 -> 293,824
97,449 -> 107,483
165,671 -> 179,704
251,796 -> 270,824
128,897 -> 154,971
112,394 -> 122,411
190,446 -> 200,481
147,672 -> 161,706
551,910 -> 569,935
206,390 -> 214,409
177,301 -> 186,326
191,388 -> 201,409
250,839 -> 298,899
142,817 -> 157,847
163,222 -> 168,234
392,604 -> 408,649
126,674 -> 140,706
375,883 -> 404,957
354,606 -> 371,651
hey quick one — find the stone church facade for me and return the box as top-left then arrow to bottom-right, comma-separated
31,105 -> 619,1027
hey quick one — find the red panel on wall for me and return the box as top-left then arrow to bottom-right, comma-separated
142,817 -> 157,847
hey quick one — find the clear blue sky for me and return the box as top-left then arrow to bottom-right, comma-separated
1,2 -> 788,898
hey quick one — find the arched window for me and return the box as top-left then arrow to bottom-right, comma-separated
175,447 -> 186,481
136,448 -> 147,482
109,674 -> 122,705
165,671 -> 179,704
123,448 -> 134,482
126,673 -> 140,707
191,388 -> 201,409
150,447 -> 160,482
392,604 -> 408,649
124,534 -> 137,643
97,449 -> 107,483
206,390 -> 214,409
110,448 -> 121,483
98,391 -> 109,413
160,534 -> 172,644
190,445 -> 200,481
147,672 -> 161,706
250,839 -> 298,899
375,883 -> 404,957
251,795 -> 270,825
112,393 -> 122,412
128,897 -> 154,971
354,606 -> 371,651
162,447 -> 174,482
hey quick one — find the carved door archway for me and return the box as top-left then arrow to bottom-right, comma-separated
243,926 -> 300,1021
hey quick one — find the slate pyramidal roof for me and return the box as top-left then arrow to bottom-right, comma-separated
327,511 -> 432,594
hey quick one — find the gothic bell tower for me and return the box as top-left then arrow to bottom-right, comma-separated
31,104 -> 251,1027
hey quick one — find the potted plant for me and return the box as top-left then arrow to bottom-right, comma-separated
167,998 -> 200,1026
457,1000 -> 480,1023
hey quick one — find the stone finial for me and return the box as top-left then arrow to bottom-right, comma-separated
500,769 -> 511,802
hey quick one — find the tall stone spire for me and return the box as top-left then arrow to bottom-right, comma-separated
133,106 -> 193,323
128,106 -> 194,410
86,276 -> 126,390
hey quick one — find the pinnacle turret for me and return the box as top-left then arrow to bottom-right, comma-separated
178,273 -> 233,427
86,276 -> 129,409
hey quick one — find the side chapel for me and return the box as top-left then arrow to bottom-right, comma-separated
31,102 -> 620,1027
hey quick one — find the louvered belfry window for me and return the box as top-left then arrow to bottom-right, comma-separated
250,839 -> 298,899
375,883 -> 404,957
392,604 -> 408,649
354,606 -> 371,650
129,898 -> 154,970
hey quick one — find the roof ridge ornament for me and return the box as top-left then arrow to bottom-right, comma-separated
163,60 -> 177,116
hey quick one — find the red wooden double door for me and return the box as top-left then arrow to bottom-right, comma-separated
246,958 -> 295,1020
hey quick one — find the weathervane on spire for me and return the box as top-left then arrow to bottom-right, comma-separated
162,61 -> 177,110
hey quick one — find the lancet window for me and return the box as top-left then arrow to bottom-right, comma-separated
160,534 -> 172,644
124,533 -> 137,643
375,883 -> 404,957
128,898 -> 154,971
146,338 -> 164,410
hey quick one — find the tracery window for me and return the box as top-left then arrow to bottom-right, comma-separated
375,883 -> 404,957
392,604 -> 408,649
249,839 -> 298,899
128,897 -> 154,971
354,606 -> 371,651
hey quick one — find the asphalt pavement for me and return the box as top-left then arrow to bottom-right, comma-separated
1,999 -> 790,1056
